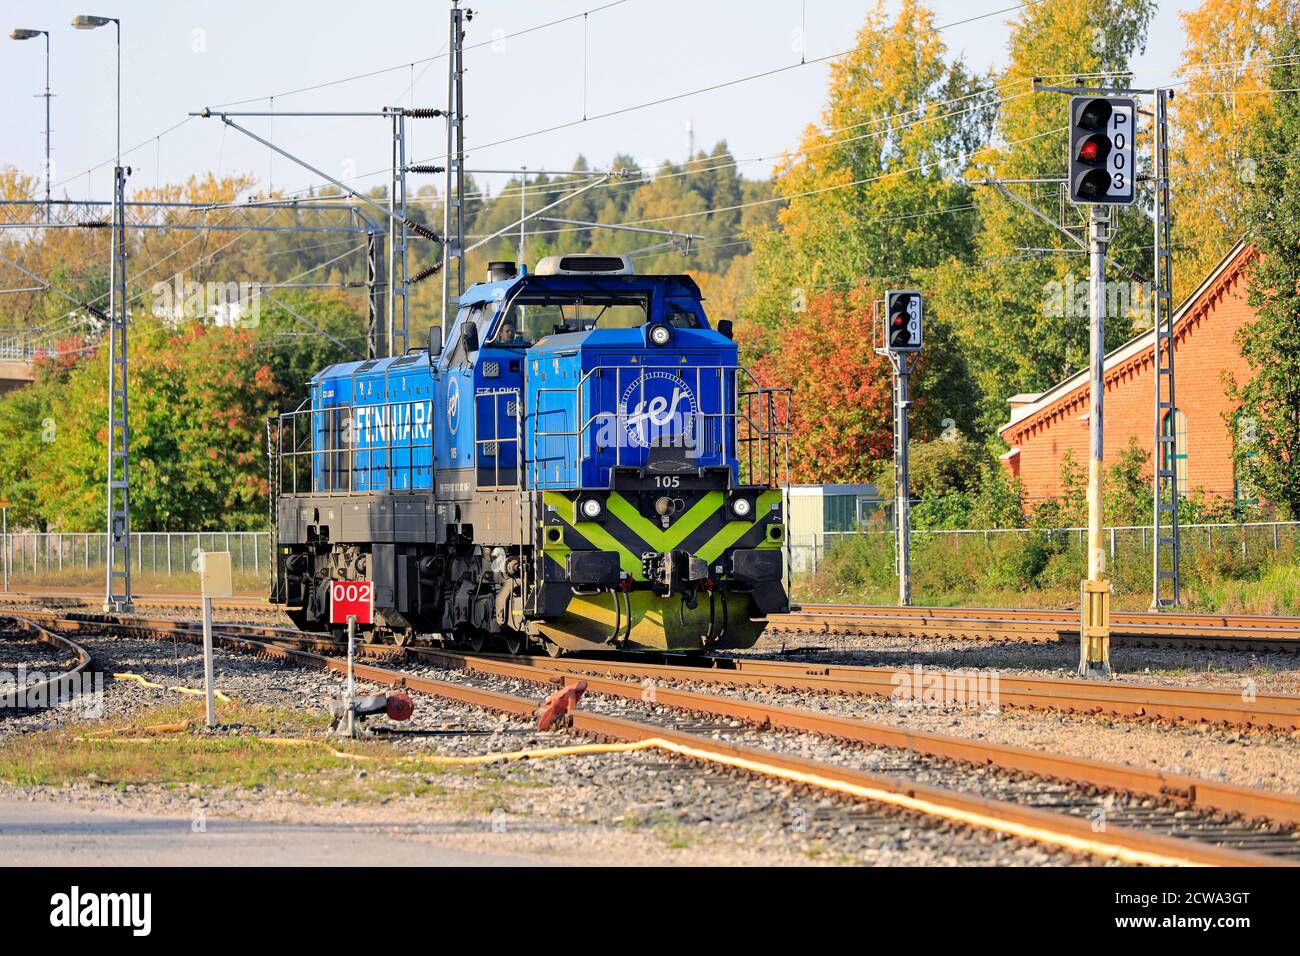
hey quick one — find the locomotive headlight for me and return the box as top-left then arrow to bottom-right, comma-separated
647,323 -> 672,347
579,497 -> 603,520
730,496 -> 753,518
654,496 -> 673,516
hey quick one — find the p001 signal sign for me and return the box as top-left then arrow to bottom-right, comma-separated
330,580 -> 374,625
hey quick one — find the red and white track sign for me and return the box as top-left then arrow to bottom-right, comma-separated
329,580 -> 374,625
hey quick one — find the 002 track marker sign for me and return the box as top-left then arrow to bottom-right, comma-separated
330,580 -> 374,625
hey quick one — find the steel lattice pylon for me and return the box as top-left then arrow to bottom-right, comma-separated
1152,88 -> 1181,608
105,165 -> 133,612
440,0 -> 467,333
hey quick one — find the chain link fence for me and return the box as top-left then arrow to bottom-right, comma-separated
3,521 -> 1297,597
0,531 -> 270,590
790,521 -> 1300,578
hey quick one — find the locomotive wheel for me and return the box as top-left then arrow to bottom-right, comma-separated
503,631 -> 526,656
543,640 -> 565,659
466,629 -> 487,653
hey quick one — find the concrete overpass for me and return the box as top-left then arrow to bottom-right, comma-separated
0,356 -> 35,396
0,334 -> 44,396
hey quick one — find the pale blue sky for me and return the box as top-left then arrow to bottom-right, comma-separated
1,0 -> 1199,203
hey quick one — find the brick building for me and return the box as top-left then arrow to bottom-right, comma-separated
999,241 -> 1256,506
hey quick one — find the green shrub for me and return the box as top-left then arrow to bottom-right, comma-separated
814,531 -> 895,595
977,532 -> 1050,590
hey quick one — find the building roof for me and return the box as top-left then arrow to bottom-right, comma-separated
998,241 -> 1254,440
788,483 -> 880,498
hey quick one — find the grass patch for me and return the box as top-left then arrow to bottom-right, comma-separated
0,700 -> 522,805
618,810 -> 694,848
1194,564 -> 1300,616
798,531 -> 1300,615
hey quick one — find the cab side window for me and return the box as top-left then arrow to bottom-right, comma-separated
440,304 -> 489,369
663,296 -> 704,328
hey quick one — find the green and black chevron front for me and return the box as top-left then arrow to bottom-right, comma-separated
534,487 -> 786,651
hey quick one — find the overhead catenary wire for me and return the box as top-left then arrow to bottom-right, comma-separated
20,2 -> 1300,344
208,1 -> 633,110
240,2 -> 1041,209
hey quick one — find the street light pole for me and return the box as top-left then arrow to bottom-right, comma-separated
8,28 -> 51,223
71,15 -> 119,165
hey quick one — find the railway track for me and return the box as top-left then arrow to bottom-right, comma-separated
420,649 -> 1300,731
9,609 -> 1300,865
771,603 -> 1300,653
0,616 -> 94,707
11,608 -> 1297,730
5,590 -> 1298,653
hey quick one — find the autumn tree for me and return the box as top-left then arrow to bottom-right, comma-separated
734,0 -> 991,484
754,286 -> 970,483
1228,26 -> 1300,518
1171,0 -> 1299,298
753,289 -> 893,483
742,0 -> 991,356
930,0 -> 1157,439
0,319 -> 286,531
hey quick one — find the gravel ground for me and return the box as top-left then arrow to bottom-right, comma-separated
6,602 -> 1297,863
0,626 -> 1086,866
756,628 -> 1300,694
0,626 -> 80,675
722,631 -> 1300,795
394,659 -> 1300,860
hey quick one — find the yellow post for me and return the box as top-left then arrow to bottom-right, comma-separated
1081,204 -> 1111,678
1080,579 -> 1111,677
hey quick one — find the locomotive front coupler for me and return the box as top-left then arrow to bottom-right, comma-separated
642,549 -> 709,599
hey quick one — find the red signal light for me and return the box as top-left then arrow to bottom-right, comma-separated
1075,133 -> 1111,167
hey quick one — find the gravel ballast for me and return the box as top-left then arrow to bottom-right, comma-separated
0,626 -> 1089,866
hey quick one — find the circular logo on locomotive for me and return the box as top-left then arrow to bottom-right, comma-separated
619,371 -> 698,450
447,377 -> 461,436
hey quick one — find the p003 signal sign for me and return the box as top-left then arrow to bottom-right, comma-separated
1069,96 -> 1136,206
330,580 -> 374,625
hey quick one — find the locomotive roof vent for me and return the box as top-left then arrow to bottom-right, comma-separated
487,261 -> 518,282
535,253 -> 634,276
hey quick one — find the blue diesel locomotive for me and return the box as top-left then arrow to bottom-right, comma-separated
270,254 -> 790,655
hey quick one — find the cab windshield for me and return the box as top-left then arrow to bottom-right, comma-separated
490,293 -> 652,344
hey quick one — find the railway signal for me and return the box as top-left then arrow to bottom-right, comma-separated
885,290 -> 923,353
1069,96 -> 1136,206
1066,94 -> 1137,678
878,291 -> 923,606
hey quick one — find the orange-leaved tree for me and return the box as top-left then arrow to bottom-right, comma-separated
753,288 -> 896,484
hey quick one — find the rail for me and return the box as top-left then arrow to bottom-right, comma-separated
13,608 -> 1294,864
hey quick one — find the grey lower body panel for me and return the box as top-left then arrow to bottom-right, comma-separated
276,493 -> 444,545
276,485 -> 526,547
